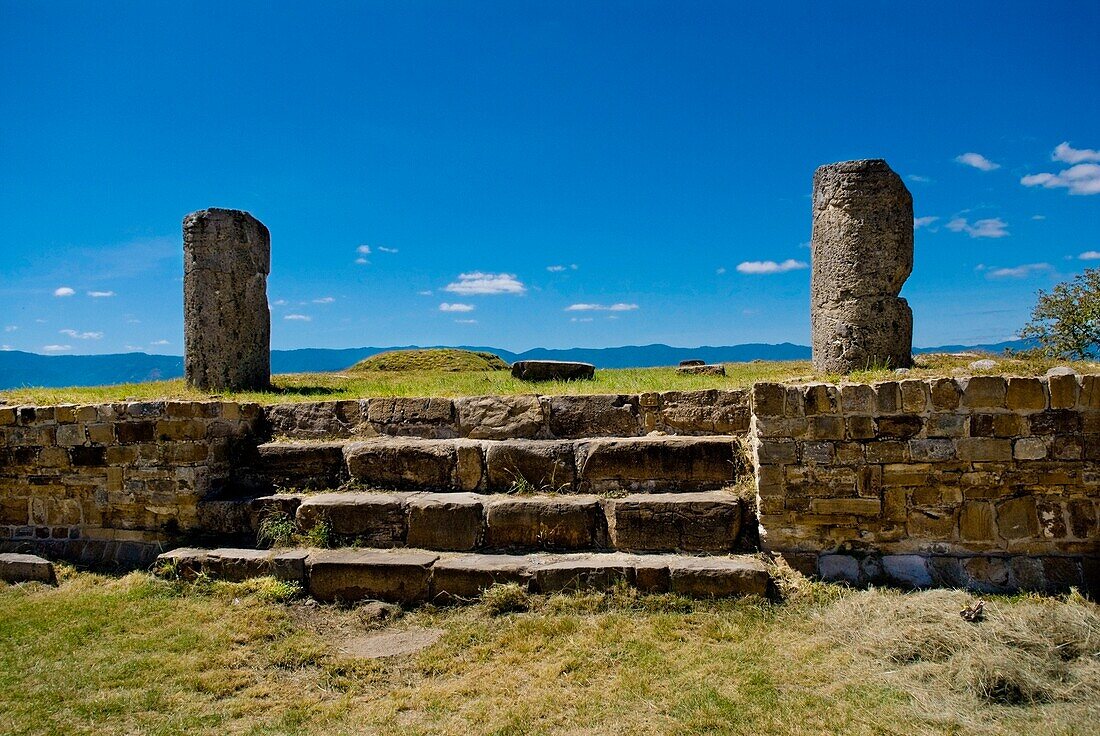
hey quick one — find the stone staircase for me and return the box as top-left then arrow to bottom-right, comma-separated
162,432 -> 772,603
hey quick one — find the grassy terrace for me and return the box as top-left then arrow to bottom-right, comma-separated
2,353 -> 1096,407
1,568 -> 1097,736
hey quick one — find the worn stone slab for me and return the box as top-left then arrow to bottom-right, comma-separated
344,438 -> 481,491
548,394 -> 639,437
263,401 -> 368,439
577,436 -> 740,492
607,492 -> 744,552
677,364 -> 726,376
256,442 -> 347,490
307,549 -> 439,603
203,548 -> 274,582
296,492 -> 412,545
366,398 -> 456,438
485,496 -> 606,550
484,439 -> 576,492
667,556 -> 770,597
0,552 -> 56,584
511,360 -> 594,382
430,553 -> 536,599
454,395 -> 546,439
533,553 -> 640,592
407,493 -> 484,551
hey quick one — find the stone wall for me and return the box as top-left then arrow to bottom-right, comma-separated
752,375 -> 1100,593
0,402 -> 261,564
263,390 -> 751,440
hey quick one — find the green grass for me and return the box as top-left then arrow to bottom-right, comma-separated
2,353 -> 1096,406
1,570 -> 1096,735
349,348 -> 511,373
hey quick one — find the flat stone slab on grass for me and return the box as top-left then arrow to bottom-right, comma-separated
677,364 -> 726,376
431,553 -> 537,599
511,360 -> 595,381
338,627 -> 444,659
0,553 -> 57,584
667,556 -> 770,597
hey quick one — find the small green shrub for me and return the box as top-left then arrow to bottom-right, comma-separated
481,583 -> 530,615
256,511 -> 299,549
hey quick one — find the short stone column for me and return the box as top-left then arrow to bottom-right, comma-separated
810,159 -> 914,373
183,208 -> 271,391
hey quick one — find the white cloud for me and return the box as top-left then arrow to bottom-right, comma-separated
1,345 -> 12,351
59,329 -> 103,340
955,152 -> 1000,171
546,265 -> 566,272
439,302 -> 475,312
1032,215 -> 1046,220
716,267 -> 727,275
1053,142 -> 1100,164
53,286 -> 75,297
570,317 -> 594,323
914,216 -> 939,229
42,344 -> 71,352
986,263 -> 1053,279
87,290 -> 115,298
355,257 -> 369,265
444,272 -> 527,295
735,259 -> 809,275
945,217 -> 1009,238
417,290 -> 433,296
312,296 -> 335,304
124,345 -> 143,351
377,246 -> 399,253
4,325 -> 16,332
1021,163 -> 1100,196
565,303 -> 639,312
1079,251 -> 1100,260
907,174 -> 932,183
284,314 -> 311,321
272,299 -> 288,306
454,319 -> 478,324
150,339 -> 170,345
357,245 -> 371,255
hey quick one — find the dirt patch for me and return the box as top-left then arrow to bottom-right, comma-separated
337,627 -> 444,659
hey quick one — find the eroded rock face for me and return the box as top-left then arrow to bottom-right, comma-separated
183,208 -> 271,391
811,160 -> 914,373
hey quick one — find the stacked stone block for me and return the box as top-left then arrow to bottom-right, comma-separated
752,375 -> 1099,592
0,401 -> 261,563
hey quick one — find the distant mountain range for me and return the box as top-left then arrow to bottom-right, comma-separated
0,340 -> 1034,390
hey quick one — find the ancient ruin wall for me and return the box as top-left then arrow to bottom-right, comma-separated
0,402 -> 262,564
752,375 -> 1099,592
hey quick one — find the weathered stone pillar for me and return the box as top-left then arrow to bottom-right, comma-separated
810,159 -> 914,373
183,208 -> 271,391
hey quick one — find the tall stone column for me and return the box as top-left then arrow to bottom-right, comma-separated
183,208 -> 271,391
810,159 -> 914,373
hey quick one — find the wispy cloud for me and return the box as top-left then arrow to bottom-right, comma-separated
42,344 -> 71,352
565,303 -> 638,312
986,263 -> 1053,279
59,329 -> 103,340
1021,163 -> 1100,196
357,245 -> 371,255
914,216 -> 939,229
1053,142 -> 1100,164
1032,214 -> 1046,220
907,174 -> 932,183
355,257 -> 369,265
955,152 -> 1000,171
4,325 -> 16,332
312,296 -> 335,304
546,264 -> 578,272
150,339 -> 170,346
716,267 -> 727,275
735,259 -> 808,275
1079,251 -> 1100,260
454,319 -> 478,324
946,217 -> 1009,238
377,246 -> 399,253
439,302 -> 475,312
570,317 -> 594,323
87,290 -> 115,298
284,314 -> 311,321
53,286 -> 75,297
417,290 -> 433,296
444,272 -> 526,295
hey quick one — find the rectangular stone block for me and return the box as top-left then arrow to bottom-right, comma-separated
407,493 -> 484,551
667,556 -> 769,597
607,492 -> 743,553
899,380 -> 929,413
926,413 -> 967,438
485,496 -> 605,550
874,415 -> 923,439
1006,377 -> 1046,411
308,549 -> 439,603
874,382 -> 901,413
840,384 -> 875,414
296,493 -> 409,546
484,440 -> 575,492
810,498 -> 881,516
751,383 -> 786,418
1047,374 -> 1079,409
430,554 -> 534,599
963,376 -> 1007,409
908,438 -> 955,462
956,438 -> 1013,462
803,384 -> 839,415
866,440 -> 908,464
930,378 -> 962,410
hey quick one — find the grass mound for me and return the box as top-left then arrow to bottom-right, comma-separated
349,348 -> 510,373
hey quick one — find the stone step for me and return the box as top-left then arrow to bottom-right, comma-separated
156,546 -> 771,603
258,490 -> 751,554
243,435 -> 747,494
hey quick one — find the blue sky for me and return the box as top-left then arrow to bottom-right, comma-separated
1,1 -> 1097,356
